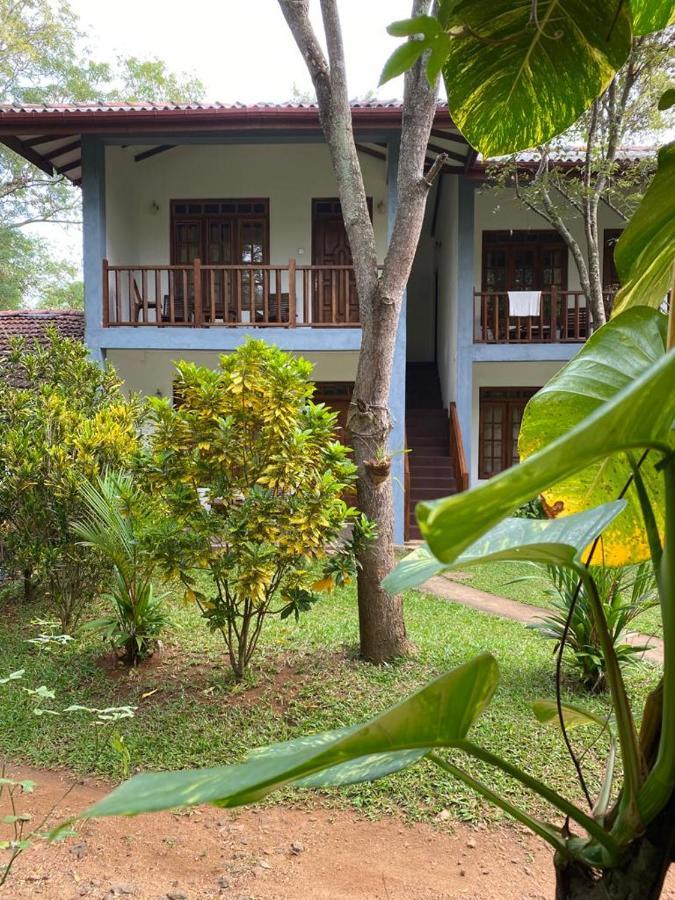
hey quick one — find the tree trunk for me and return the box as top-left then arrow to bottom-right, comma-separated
22,568 -> 33,603
278,0 -> 438,663
555,791 -> 675,899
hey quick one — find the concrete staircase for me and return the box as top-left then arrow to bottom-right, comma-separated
405,363 -> 458,541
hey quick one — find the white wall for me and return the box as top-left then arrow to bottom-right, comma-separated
105,144 -> 389,266
471,360 -> 565,483
107,348 -> 360,400
473,187 -> 626,292
406,182 -> 437,362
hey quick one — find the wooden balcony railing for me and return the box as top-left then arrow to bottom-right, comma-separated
103,258 -> 362,328
448,402 -> 469,493
474,288 -> 614,343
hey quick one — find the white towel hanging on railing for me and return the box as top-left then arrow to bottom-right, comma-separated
508,290 -> 541,317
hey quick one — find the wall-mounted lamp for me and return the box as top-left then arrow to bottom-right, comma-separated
150,201 -> 160,215
376,199 -> 385,213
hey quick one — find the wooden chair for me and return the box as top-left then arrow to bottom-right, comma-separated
132,279 -> 158,323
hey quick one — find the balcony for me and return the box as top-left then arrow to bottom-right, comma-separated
474,288 -> 614,344
103,259 -> 361,328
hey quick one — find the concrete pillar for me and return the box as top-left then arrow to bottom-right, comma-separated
387,138 -> 407,545
81,136 -> 106,364
455,176 -> 476,482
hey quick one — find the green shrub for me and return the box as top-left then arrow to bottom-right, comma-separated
145,339 -> 364,680
74,472 -> 168,666
529,562 -> 658,692
0,332 -> 143,631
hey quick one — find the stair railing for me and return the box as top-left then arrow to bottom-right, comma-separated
404,428 -> 411,543
449,402 -> 469,493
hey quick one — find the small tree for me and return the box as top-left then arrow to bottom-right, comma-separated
146,340 -> 365,681
0,331 -> 143,630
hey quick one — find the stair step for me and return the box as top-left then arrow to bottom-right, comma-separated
412,476 -> 457,490
411,486 -> 457,500
407,434 -> 450,447
410,453 -> 454,466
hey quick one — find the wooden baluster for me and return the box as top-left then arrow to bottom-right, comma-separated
331,269 -> 337,324
480,292 -> 486,341
142,269 -> 148,324
193,258 -> 203,327
127,270 -> 132,325
263,269 -> 269,322
114,270 -> 121,325
303,269 -> 309,324
182,270 -> 188,324
551,285 -> 558,343
235,269 -> 241,323
209,269 -> 215,323
155,270 -> 162,326
575,295 -> 580,339
102,259 -> 110,327
527,310 -> 532,342
250,269 -> 255,323
169,270 -> 175,324
344,269 -> 350,324
288,258 -> 296,327
494,294 -> 500,343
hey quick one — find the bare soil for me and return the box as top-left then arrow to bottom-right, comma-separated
3,766 -> 675,900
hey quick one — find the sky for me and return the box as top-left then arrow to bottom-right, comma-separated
35,0 -> 415,269
72,0 -> 413,103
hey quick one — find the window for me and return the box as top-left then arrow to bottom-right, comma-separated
170,199 -> 269,266
482,230 -> 568,291
478,387 -> 538,477
603,228 -> 624,291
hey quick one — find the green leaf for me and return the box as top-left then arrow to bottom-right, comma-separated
442,0 -> 632,156
384,502 -> 626,593
658,88 -> 675,111
415,309 -> 673,566
532,699 -> 607,730
630,0 -> 675,35
387,15 -> 441,38
613,144 -> 675,315
379,40 -> 427,85
84,654 -> 499,818
518,308 -> 671,565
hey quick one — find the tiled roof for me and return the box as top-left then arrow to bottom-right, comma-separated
481,145 -> 658,166
0,309 -> 84,354
0,99 -> 409,114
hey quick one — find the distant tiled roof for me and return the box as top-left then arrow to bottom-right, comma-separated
480,145 -> 658,167
0,309 -> 84,354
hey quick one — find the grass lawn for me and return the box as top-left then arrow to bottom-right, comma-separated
457,560 -> 663,638
0,580 -> 661,825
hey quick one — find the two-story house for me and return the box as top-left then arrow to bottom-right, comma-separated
0,101 -> 629,542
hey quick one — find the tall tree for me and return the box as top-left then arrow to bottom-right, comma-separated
0,0 -> 205,309
277,0 -> 445,662
486,32 -> 672,328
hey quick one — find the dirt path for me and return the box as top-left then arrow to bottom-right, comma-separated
422,573 -> 664,664
8,765 -> 672,900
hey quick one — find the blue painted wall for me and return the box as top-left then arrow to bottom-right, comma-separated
386,139 -> 407,545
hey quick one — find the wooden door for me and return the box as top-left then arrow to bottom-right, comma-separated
205,219 -> 234,320
312,200 -> 359,324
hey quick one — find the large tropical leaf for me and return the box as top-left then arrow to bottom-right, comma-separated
414,309 -> 673,566
518,308 -> 670,565
629,0 -> 675,35
384,501 -> 626,593
84,654 -> 499,818
613,143 -> 675,315
441,0 -> 632,156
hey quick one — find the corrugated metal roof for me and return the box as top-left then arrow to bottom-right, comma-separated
482,145 -> 658,165
0,100 -> 470,187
